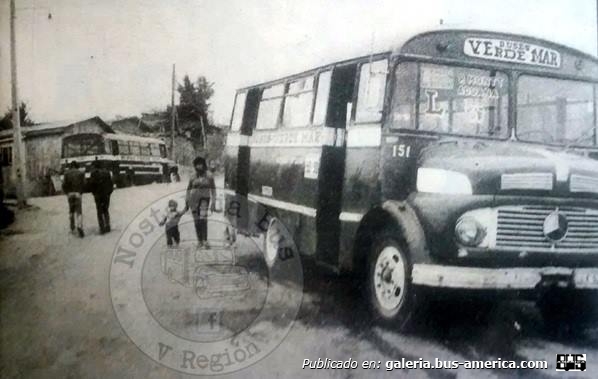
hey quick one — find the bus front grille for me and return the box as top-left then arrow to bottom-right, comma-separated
496,206 -> 598,253
570,175 -> 598,195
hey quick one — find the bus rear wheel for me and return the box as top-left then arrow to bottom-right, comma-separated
367,234 -> 418,330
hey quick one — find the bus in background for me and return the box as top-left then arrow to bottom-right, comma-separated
224,29 -> 598,329
61,132 -> 172,187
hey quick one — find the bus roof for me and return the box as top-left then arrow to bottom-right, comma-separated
395,29 -> 598,78
235,29 -> 598,94
102,133 -> 166,145
235,50 -> 391,92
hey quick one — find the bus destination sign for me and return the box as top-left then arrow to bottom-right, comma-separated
464,37 -> 561,68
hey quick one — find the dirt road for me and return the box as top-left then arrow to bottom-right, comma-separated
1,182 -> 597,378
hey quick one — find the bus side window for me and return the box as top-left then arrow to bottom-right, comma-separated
159,144 -> 166,158
282,75 -> 315,128
355,59 -> 388,123
118,141 -> 130,155
231,92 -> 247,131
255,84 -> 285,130
130,142 -> 141,155
313,70 -> 332,126
150,143 -> 160,157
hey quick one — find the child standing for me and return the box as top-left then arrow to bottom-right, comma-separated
160,199 -> 184,248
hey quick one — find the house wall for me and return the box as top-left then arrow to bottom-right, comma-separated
24,133 -> 63,197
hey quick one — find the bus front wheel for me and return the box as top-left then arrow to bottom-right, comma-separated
367,234 -> 419,330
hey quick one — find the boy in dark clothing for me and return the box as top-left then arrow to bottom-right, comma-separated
159,199 -> 184,247
185,157 -> 216,249
62,161 -> 85,237
88,161 -> 114,234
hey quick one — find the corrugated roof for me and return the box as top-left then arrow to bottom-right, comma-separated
103,133 -> 166,144
0,116 -> 113,139
0,120 -> 74,138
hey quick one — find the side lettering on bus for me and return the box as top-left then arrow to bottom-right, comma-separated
464,38 -> 561,68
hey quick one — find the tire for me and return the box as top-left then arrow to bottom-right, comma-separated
367,233 -> 419,330
264,218 -> 281,268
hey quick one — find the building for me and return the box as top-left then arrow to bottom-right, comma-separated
0,117 -> 113,197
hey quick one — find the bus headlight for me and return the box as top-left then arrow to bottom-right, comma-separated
416,168 -> 473,195
455,217 -> 486,247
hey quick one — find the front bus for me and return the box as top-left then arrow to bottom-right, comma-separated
224,29 -> 598,330
361,31 -> 598,328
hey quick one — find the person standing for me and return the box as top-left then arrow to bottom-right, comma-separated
62,161 -> 85,237
185,157 -> 216,249
88,160 -> 114,234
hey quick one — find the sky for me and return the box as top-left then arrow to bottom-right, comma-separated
0,0 -> 597,125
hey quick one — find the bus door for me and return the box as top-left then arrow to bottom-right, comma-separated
337,56 -> 390,271
380,61 -> 430,200
224,88 -> 260,232
316,63 -> 358,267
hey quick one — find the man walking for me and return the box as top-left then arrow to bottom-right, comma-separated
88,161 -> 114,234
62,161 -> 85,237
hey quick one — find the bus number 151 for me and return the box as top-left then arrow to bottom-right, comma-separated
392,144 -> 412,158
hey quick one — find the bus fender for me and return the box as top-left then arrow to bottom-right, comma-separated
354,200 -> 431,274
381,200 -> 431,264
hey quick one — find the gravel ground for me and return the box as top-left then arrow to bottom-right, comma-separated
1,181 -> 597,378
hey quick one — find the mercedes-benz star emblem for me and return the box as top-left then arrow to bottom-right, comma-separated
543,210 -> 569,242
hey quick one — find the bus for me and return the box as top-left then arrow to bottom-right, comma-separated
223,29 -> 598,328
60,132 -> 173,187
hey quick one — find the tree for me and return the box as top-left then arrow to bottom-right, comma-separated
175,75 -> 214,147
0,102 -> 35,130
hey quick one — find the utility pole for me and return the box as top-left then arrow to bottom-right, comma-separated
10,0 -> 27,208
170,64 -> 176,162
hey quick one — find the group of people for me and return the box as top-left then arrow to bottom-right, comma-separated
63,156 -> 216,250
62,160 -> 113,237
160,156 -> 216,249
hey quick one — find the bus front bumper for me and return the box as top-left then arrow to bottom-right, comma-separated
411,264 -> 598,290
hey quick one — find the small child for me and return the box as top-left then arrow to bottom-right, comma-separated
159,199 -> 184,248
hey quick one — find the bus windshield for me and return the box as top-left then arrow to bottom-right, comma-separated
390,62 -> 509,138
517,76 -> 597,147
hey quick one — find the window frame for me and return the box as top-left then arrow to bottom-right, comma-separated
281,74 -> 316,129
515,73 -> 598,147
255,83 -> 286,130
387,58 -> 512,141
354,58 -> 390,125
230,91 -> 247,132
312,69 -> 333,126
0,145 -> 12,166
118,140 -> 131,155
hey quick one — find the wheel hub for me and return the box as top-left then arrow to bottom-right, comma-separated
374,246 -> 406,311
